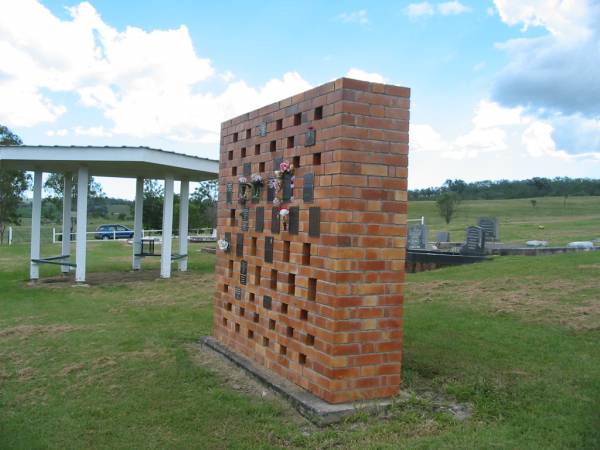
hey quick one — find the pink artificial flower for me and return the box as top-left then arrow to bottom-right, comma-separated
280,160 -> 290,172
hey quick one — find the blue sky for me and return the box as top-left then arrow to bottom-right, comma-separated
1,0 -> 599,198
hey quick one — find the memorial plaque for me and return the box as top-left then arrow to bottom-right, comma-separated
436,231 -> 450,243
267,177 -> 275,202
243,163 -> 251,177
462,226 -> 486,255
289,207 -> 299,235
241,207 -> 249,231
477,217 -> 499,241
305,128 -> 316,146
265,237 -> 274,263
263,295 -> 272,310
274,157 -> 283,171
235,286 -> 242,300
258,120 -> 267,137
240,260 -> 248,285
282,172 -> 292,201
303,173 -> 314,202
236,233 -> 244,257
226,183 -> 233,204
255,207 -> 264,232
309,207 -> 320,237
407,224 -> 428,249
271,207 -> 280,233
224,232 -> 231,253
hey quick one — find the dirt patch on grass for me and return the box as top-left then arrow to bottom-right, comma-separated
407,277 -> 600,331
0,324 -> 85,340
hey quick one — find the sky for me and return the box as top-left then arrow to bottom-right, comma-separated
1,0 -> 599,199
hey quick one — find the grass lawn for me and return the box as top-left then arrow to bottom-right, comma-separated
1,242 -> 599,449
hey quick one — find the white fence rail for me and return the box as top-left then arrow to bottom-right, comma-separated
407,216 -> 425,225
52,228 -> 216,244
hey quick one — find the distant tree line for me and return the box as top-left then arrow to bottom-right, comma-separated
409,177 -> 600,201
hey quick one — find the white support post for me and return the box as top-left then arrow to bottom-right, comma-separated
8,226 -> 13,246
178,179 -> 189,272
61,173 -> 72,273
75,167 -> 88,283
30,171 -> 43,280
132,177 -> 144,270
160,175 -> 174,278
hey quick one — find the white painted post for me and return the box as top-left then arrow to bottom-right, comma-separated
61,173 -> 72,273
52,228 -> 56,244
178,179 -> 189,272
160,176 -> 174,278
75,167 -> 88,283
133,177 -> 144,270
8,226 -> 13,246
30,171 -> 43,280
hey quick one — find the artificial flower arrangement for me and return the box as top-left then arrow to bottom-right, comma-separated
250,173 -> 264,202
238,176 -> 251,204
271,160 -> 295,230
217,238 -> 229,252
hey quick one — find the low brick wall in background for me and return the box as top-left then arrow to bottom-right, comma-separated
213,77 -> 410,404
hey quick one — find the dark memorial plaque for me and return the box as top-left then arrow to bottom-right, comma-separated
273,157 -> 283,171
241,207 -> 249,231
235,286 -> 242,300
407,224 -> 428,249
271,207 -> 280,233
243,163 -> 251,177
477,217 -> 499,241
289,207 -> 299,235
267,177 -> 275,202
265,237 -> 274,263
436,231 -> 450,243
226,183 -> 233,204
309,207 -> 320,237
263,296 -> 272,310
282,173 -> 292,201
240,260 -> 248,285
224,232 -> 231,253
462,226 -> 486,255
258,120 -> 267,137
303,173 -> 314,202
236,233 -> 244,257
255,207 -> 264,232
305,128 -> 316,146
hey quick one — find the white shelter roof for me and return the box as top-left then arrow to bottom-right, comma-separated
0,145 -> 218,181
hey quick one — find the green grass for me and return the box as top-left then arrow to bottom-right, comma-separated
1,241 -> 599,449
408,195 -> 600,245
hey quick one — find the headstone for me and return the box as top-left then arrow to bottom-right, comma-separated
526,240 -> 548,247
235,286 -> 242,300
258,120 -> 267,137
240,260 -> 248,285
226,183 -> 233,204
274,157 -> 283,171
461,226 -> 485,255
289,207 -> 299,235
265,237 -> 274,263
477,217 -> 499,241
309,207 -> 320,237
436,231 -> 450,243
271,207 -> 280,233
263,296 -> 272,310
255,207 -> 264,232
241,207 -> 249,231
567,241 -> 594,249
305,128 -> 316,146
303,173 -> 314,203
224,232 -> 231,253
236,233 -> 244,257
267,177 -> 275,202
282,173 -> 292,201
243,163 -> 251,177
407,224 -> 428,249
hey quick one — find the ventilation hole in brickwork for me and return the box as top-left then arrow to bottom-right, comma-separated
270,140 -> 276,152
230,209 -> 236,226
306,334 -> 315,346
255,144 -> 260,155
314,106 -> 323,120
251,237 -> 257,256
308,278 -> 317,301
225,302 -> 232,311
276,118 -> 283,130
279,344 -> 287,355
283,241 -> 290,262
247,329 -> 254,339
253,312 -> 260,323
239,307 -> 245,317
233,132 -> 238,142
292,155 -> 300,168
249,292 -> 255,303
228,260 -> 234,277
232,166 -> 237,176
300,309 -> 308,321
281,303 -> 288,314
262,336 -> 269,347
302,243 -> 311,265
269,319 -> 276,330
299,353 -> 307,365
259,161 -> 265,172
241,147 -> 246,158
287,136 -> 294,149
313,153 -> 321,166
286,326 -> 294,338
223,284 -> 229,293
228,150 -> 233,161
288,273 -> 296,295
235,323 -> 240,333
255,266 -> 261,286
294,113 -> 301,126
246,128 -> 251,139
270,269 -> 277,290
222,317 -> 228,327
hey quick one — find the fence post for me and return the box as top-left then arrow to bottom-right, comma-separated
113,229 -> 116,240
53,227 -> 56,244
8,226 -> 12,246
421,216 -> 425,225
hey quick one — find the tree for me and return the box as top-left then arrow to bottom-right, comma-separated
0,125 -> 29,244
436,191 -> 460,224
141,179 -> 164,230
530,199 -> 537,209
44,173 -> 108,218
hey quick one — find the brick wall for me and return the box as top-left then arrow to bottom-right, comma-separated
213,77 -> 410,404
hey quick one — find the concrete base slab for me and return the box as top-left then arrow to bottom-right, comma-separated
201,336 -> 395,425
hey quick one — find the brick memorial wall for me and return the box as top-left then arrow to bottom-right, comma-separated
212,77 -> 410,404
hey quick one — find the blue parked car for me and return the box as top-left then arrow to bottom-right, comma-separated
94,224 -> 134,240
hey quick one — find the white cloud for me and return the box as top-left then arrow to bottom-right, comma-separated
335,10 -> 369,25
405,1 -> 470,18
46,128 -> 68,137
346,68 -> 387,83
405,2 -> 435,18
73,125 -> 112,137
438,1 -> 471,15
